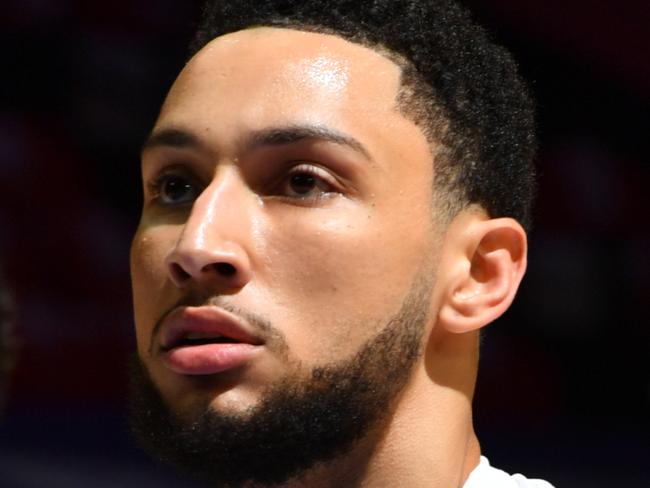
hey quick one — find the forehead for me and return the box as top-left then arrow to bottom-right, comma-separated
157,27 -> 406,134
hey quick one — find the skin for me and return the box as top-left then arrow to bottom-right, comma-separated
131,27 -> 528,487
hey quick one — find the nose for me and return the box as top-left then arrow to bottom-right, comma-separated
165,173 -> 254,292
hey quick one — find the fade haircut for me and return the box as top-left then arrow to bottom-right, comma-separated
190,0 -> 537,229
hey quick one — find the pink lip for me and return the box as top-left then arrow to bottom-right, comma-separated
159,306 -> 263,376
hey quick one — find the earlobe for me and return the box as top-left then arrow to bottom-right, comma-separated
437,216 -> 527,334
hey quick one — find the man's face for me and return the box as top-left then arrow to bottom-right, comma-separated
131,27 -> 438,424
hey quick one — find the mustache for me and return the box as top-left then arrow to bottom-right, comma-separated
149,293 -> 287,355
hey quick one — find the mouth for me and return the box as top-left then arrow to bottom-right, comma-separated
158,306 -> 263,376
165,332 -> 242,348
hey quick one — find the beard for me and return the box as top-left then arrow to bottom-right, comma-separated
128,277 -> 432,487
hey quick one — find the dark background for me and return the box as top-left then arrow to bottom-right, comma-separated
1,0 -> 648,486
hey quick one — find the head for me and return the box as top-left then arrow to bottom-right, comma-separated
129,1 -> 534,485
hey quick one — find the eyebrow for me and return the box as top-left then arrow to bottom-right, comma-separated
245,124 -> 372,161
141,128 -> 203,154
141,124 -> 372,161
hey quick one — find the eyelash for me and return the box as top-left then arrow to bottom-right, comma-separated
279,163 -> 339,200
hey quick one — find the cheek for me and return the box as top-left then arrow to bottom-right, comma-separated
130,226 -> 176,353
261,204 -> 431,357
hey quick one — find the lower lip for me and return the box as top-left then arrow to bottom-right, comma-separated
162,343 -> 260,375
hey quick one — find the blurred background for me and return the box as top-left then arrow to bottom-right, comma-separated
0,0 -> 648,486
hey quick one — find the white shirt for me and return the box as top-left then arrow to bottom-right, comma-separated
463,456 -> 555,488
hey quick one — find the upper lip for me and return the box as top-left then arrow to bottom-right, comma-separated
158,306 -> 263,351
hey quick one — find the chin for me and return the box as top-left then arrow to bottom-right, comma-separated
150,370 -> 271,422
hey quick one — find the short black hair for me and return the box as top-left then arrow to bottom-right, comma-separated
190,0 -> 537,229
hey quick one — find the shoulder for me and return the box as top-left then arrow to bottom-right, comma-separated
463,456 -> 555,488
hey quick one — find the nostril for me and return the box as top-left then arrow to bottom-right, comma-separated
214,262 -> 237,277
170,262 -> 191,283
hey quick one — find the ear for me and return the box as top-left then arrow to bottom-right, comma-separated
437,211 -> 527,334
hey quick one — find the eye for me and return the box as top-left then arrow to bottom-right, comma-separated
289,172 -> 318,195
148,172 -> 200,206
279,164 -> 338,200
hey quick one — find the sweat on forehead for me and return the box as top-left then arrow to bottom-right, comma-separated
156,27 -> 418,161
177,27 -> 403,110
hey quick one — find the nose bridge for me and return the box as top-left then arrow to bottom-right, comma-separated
166,168 -> 254,290
184,170 -> 249,250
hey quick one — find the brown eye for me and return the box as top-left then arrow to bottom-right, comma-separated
289,173 -> 317,195
154,174 -> 199,205
278,163 -> 340,200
